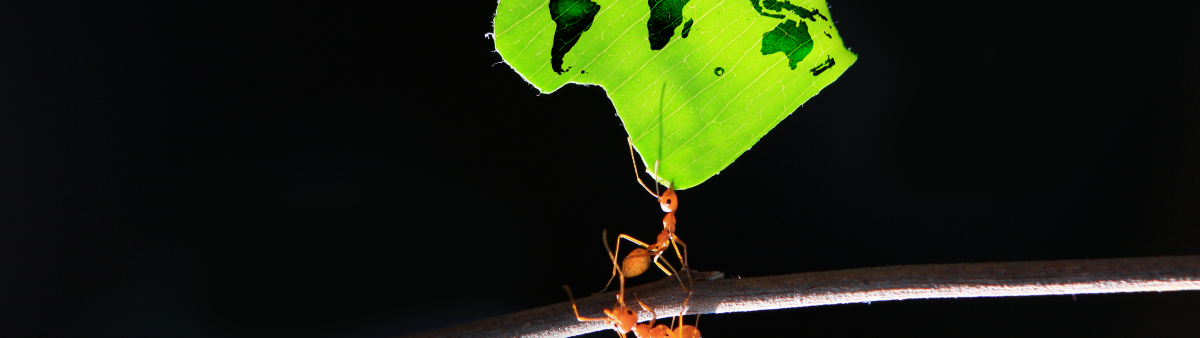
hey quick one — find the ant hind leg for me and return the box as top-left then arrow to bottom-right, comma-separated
650,251 -> 689,291
670,235 -> 693,288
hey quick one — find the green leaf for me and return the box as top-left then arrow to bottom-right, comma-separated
494,0 -> 856,189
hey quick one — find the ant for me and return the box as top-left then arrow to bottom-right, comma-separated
603,138 -> 691,292
564,229 -> 641,338
631,292 -> 702,338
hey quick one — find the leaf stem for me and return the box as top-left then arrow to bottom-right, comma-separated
401,255 -> 1200,338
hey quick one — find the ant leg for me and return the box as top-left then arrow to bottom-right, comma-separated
679,290 -> 692,317
624,234 -> 672,276
622,234 -> 670,278
670,235 -> 693,287
619,233 -> 657,278
651,255 -> 679,276
675,292 -> 701,338
601,230 -> 631,308
563,285 -> 609,322
602,233 -> 656,292
650,250 -> 688,291
599,231 -> 623,294
671,235 -> 688,270
633,294 -> 658,325
619,235 -> 661,278
618,234 -> 654,248
628,137 -> 660,198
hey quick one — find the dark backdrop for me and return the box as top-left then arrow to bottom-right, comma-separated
3,1 -> 1198,337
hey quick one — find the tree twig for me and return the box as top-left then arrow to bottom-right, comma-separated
400,255 -> 1200,338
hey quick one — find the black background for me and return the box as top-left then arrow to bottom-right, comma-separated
3,1 -> 1199,337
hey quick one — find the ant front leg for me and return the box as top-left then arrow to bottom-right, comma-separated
631,295 -> 667,338
563,285 -> 609,322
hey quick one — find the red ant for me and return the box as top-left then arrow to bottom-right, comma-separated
564,230 -> 641,338
603,138 -> 691,291
631,292 -> 702,338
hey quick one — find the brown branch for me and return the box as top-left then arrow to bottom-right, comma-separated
400,255 -> 1200,338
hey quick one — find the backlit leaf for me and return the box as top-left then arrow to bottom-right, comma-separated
494,0 -> 856,189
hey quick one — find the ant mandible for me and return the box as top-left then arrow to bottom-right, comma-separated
631,292 -> 702,338
564,229 -> 641,338
603,137 -> 692,291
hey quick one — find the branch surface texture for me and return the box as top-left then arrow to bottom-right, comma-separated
401,255 -> 1200,338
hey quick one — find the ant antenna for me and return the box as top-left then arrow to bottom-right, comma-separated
563,284 -> 578,303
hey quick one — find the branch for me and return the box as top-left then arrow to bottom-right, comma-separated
401,255 -> 1200,338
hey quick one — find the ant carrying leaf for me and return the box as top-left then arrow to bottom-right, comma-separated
602,138 -> 692,292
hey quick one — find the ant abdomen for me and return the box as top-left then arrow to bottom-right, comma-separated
622,248 -> 652,277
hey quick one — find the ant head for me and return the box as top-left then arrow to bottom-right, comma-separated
608,306 -> 638,334
658,186 -> 677,213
